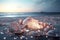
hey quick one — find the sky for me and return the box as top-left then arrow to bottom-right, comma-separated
0,0 -> 60,12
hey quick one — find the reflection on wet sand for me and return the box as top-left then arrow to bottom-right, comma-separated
0,16 -> 60,40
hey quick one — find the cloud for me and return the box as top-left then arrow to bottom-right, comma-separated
0,1 -> 34,12
0,0 -> 35,12
0,0 -> 60,12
